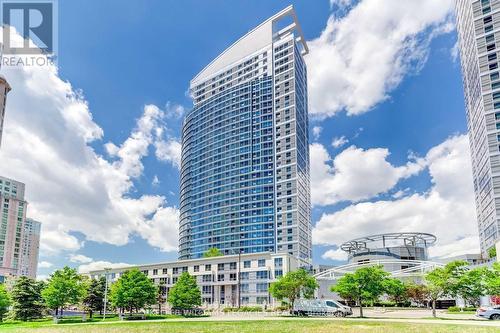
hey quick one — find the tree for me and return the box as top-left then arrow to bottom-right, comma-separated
83,276 -> 107,318
485,262 -> 500,296
488,246 -> 497,259
202,248 -> 223,258
425,267 -> 449,318
110,269 -> 157,314
11,276 -> 45,321
167,272 -> 201,314
456,267 -> 488,307
405,283 -> 429,307
331,265 -> 389,317
0,284 -> 11,322
269,268 -> 318,312
383,278 -> 407,305
42,266 -> 87,317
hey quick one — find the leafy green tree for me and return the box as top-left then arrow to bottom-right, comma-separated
11,276 -> 45,321
425,266 -> 449,317
331,265 -> 389,317
110,269 -> 157,314
202,248 -> 223,258
269,268 -> 318,312
456,267 -> 488,307
42,266 -> 87,317
488,246 -> 497,259
83,276 -> 107,318
0,284 -> 11,322
167,272 -> 201,314
383,278 -> 407,305
485,262 -> 500,296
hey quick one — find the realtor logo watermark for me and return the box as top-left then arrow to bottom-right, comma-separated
0,0 -> 57,67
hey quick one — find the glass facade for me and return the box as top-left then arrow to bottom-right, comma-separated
179,7 -> 312,264
456,0 -> 500,256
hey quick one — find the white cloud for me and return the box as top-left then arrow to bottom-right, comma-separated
155,138 -> 182,169
312,126 -> 322,141
69,254 -> 93,264
165,102 -> 186,119
331,136 -> 349,148
313,135 -> 479,259
321,248 -> 348,261
310,143 -> 423,206
38,261 -> 53,268
0,28 -> 179,255
307,0 -> 454,117
78,261 -> 133,274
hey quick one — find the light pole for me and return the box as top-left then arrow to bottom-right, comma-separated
102,268 -> 111,320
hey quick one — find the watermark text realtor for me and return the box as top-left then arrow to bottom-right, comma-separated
0,0 -> 57,67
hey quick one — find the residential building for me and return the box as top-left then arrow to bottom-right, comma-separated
19,218 -> 41,278
455,0 -> 500,256
0,176 -> 27,280
0,75 -> 11,147
89,252 -> 298,309
0,176 -> 40,281
179,5 -> 312,266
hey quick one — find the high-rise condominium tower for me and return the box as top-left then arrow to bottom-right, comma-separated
455,0 -> 500,256
0,176 -> 27,279
179,6 -> 312,265
19,218 -> 41,278
0,75 -> 11,147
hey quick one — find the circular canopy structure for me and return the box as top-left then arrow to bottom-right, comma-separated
340,232 -> 437,253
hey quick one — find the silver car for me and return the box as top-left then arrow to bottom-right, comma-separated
476,306 -> 500,320
293,299 -> 352,317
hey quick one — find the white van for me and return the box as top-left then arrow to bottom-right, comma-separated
293,299 -> 352,317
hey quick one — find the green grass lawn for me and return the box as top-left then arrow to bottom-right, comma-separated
0,319 -> 497,333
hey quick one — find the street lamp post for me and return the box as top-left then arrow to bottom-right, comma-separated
102,268 -> 111,320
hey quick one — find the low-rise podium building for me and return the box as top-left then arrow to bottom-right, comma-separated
88,252 -> 298,309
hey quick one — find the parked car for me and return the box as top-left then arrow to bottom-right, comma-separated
476,306 -> 500,320
293,299 -> 352,317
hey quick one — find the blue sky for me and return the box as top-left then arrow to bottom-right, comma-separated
0,0 -> 479,277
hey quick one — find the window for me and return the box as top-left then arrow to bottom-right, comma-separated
240,283 -> 249,292
493,92 -> 500,100
274,257 -> 283,267
256,297 -> 267,304
256,271 -> 268,279
490,63 -> 498,70
484,16 -> 493,25
202,286 -> 212,293
162,268 -> 168,274
275,269 -> 283,278
194,265 -> 199,272
256,283 -> 268,292
486,25 -> 494,33
217,274 -> 225,282
493,81 -> 500,89
326,301 -> 339,308
229,262 -> 237,270
205,264 -> 211,271
218,263 -> 225,271
487,34 -> 495,44
142,270 -> 149,276
152,269 -> 158,275
230,273 -> 237,281
491,72 -> 499,81
173,267 -> 179,274
243,260 -> 251,268
488,44 -> 496,52
258,259 -> 266,267
491,53 -> 499,62
241,272 -> 250,280
202,274 -> 212,282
